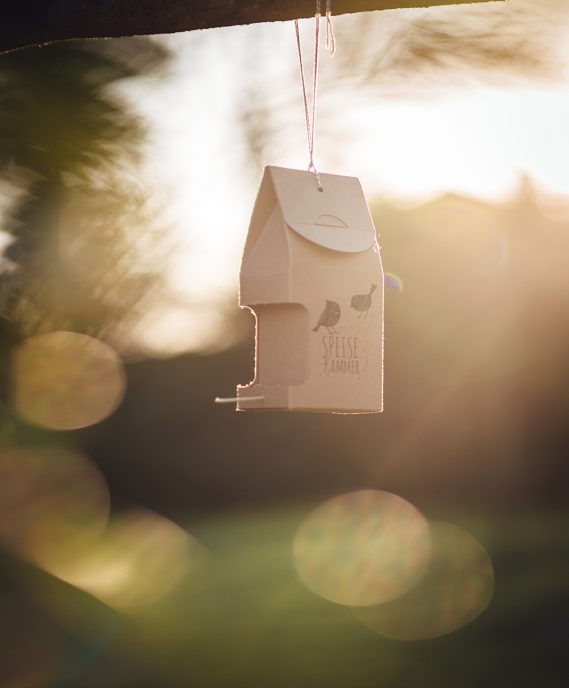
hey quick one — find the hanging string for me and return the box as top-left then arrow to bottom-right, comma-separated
294,1 -> 323,191
326,0 -> 336,56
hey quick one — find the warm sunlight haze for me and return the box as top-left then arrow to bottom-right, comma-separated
121,1 -> 569,354
1,2 -> 568,686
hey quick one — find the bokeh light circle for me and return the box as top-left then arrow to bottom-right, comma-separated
49,509 -> 205,612
385,272 -> 404,294
353,521 -> 494,640
0,444 -> 110,567
11,331 -> 126,430
293,490 -> 431,607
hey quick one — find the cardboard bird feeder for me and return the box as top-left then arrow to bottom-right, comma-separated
237,166 -> 383,414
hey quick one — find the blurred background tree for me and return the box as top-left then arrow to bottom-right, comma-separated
0,39 -> 171,347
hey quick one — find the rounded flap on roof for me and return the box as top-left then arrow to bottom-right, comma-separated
286,214 -> 376,253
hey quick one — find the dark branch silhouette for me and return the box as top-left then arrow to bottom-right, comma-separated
1,0 -> 502,54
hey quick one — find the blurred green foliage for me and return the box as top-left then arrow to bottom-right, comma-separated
1,508 -> 568,687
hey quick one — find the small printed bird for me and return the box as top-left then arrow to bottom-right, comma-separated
351,283 -> 377,318
313,300 -> 341,333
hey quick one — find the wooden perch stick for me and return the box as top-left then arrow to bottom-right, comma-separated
1,0 -> 504,53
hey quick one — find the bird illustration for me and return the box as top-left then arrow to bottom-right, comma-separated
351,284 -> 377,318
313,300 -> 341,333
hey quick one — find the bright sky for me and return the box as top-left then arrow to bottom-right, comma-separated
127,4 -> 569,355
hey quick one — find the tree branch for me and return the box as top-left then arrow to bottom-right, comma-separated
1,0 -> 504,54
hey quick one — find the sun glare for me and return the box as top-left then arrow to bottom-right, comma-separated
124,10 -> 569,354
